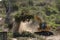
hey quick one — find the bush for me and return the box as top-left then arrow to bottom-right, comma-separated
13,31 -> 35,38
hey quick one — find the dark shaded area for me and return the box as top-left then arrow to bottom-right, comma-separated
8,23 -> 13,29
3,1 -> 18,13
5,17 -> 13,30
56,4 -> 60,11
13,32 -> 35,38
11,5 -> 18,12
5,17 -> 10,24
13,31 -> 53,38
2,1 -> 7,9
45,8 -> 57,16
39,22 -> 47,29
15,15 -> 34,22
6,5 -> 18,13
0,32 -> 7,40
13,32 -> 21,38
46,11 -> 52,16
20,2 -> 28,7
36,2 -> 46,6
55,21 -> 60,24
35,31 -> 53,36
28,0 -> 33,6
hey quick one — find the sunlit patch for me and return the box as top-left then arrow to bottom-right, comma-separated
0,17 -> 2,21
0,0 -> 2,1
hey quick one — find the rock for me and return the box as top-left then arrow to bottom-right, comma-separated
46,35 -> 60,40
11,38 -> 17,40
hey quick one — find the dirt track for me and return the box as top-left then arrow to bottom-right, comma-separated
46,35 -> 60,40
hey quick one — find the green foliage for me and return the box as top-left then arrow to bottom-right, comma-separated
44,5 -> 59,15
14,13 -> 21,23
1,0 -> 60,28
20,31 -> 35,37
56,0 -> 60,11
28,0 -> 33,6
